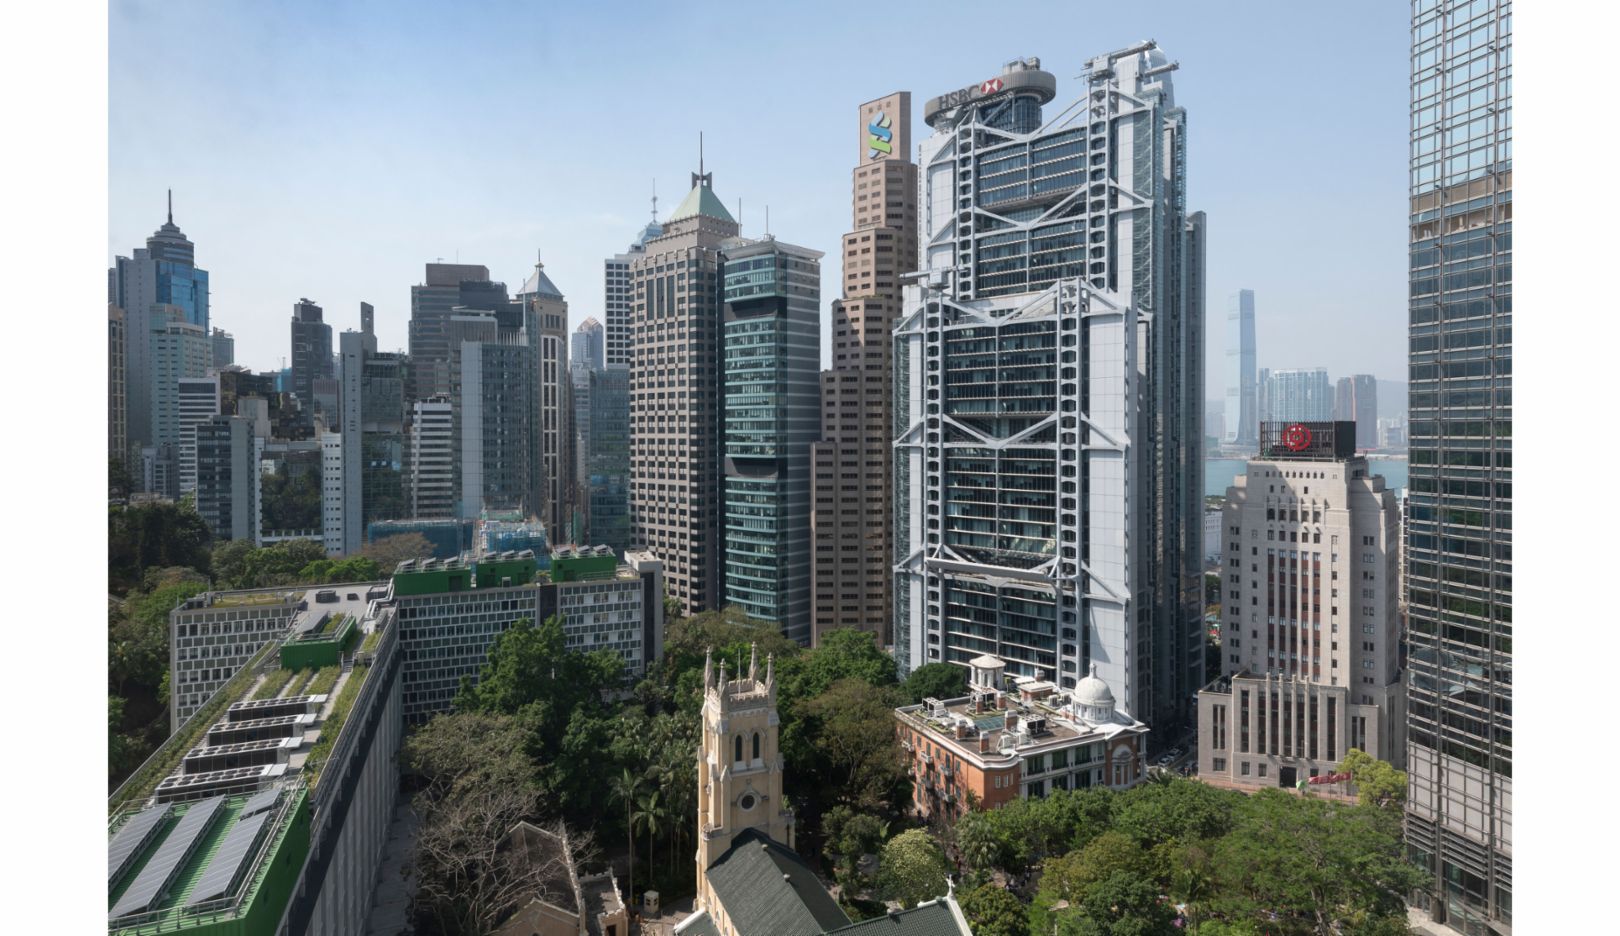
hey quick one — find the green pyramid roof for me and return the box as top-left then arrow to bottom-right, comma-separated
667,179 -> 735,225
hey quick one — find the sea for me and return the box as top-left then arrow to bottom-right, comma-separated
1203,456 -> 1408,499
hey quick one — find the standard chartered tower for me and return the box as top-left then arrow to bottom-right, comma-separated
894,47 -> 1205,737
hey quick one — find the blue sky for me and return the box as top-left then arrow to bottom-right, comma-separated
109,0 -> 1410,398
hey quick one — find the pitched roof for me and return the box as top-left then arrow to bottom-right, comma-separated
667,180 -> 736,225
519,263 -> 565,300
675,909 -> 723,936
824,898 -> 973,936
705,829 -> 851,936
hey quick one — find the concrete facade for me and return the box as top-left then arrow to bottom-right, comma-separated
628,171 -> 740,615
811,92 -> 917,647
1196,424 -> 1405,791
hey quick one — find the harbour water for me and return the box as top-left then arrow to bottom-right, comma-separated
1203,456 -> 1408,498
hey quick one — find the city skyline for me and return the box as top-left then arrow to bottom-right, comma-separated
109,0 -> 1410,395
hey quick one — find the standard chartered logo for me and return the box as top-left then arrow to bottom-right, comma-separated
867,111 -> 893,160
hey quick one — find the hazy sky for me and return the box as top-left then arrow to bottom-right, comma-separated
109,0 -> 1409,399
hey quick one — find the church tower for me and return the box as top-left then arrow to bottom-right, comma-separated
695,644 -> 795,903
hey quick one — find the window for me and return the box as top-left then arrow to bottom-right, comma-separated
1212,757 -> 1226,772
1241,761 -> 1251,776
1259,764 -> 1268,778
734,735 -> 743,763
752,732 -> 761,761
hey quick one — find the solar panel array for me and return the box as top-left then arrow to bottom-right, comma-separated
109,795 -> 225,920
107,804 -> 171,886
237,787 -> 282,821
186,810 -> 271,907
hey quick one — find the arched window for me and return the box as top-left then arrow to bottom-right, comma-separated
734,735 -> 743,763
752,732 -> 761,762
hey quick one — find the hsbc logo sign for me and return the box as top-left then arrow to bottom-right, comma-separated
936,74 -> 1010,112
979,78 -> 1003,94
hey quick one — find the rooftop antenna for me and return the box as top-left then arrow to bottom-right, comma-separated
766,205 -> 770,237
692,132 -> 711,190
167,188 -> 173,224
651,179 -> 658,222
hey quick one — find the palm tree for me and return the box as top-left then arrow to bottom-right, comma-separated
612,768 -> 643,906
634,788 -> 666,891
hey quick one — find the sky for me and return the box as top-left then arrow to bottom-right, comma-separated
108,0 -> 1411,402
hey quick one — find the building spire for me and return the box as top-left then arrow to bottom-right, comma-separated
167,188 -> 173,224
704,646 -> 713,689
692,132 -> 712,191
749,642 -> 758,681
651,178 -> 658,222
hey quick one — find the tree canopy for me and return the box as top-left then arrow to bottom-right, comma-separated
875,828 -> 953,909
1339,749 -> 1407,809
901,662 -> 968,704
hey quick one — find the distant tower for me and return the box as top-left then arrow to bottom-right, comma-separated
695,645 -> 794,905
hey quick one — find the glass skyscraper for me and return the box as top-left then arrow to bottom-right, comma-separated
895,48 -> 1205,735
1224,290 -> 1258,448
1404,1 -> 1512,933
722,237 -> 822,645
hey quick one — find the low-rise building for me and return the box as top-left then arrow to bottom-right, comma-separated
110,591 -> 404,936
491,822 -> 628,936
393,546 -> 665,723
893,654 -> 1148,823
170,583 -> 387,730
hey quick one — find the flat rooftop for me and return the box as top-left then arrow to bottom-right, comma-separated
896,685 -> 1145,762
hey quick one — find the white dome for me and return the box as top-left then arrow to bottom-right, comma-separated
1074,665 -> 1115,708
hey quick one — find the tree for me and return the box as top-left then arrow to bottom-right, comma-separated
109,456 -> 133,499
297,555 -> 383,584
1109,776 -> 1241,850
1208,790 -> 1426,935
1339,749 -> 1407,809
959,883 -> 1029,936
634,787 -> 666,888
823,805 -> 887,891
1052,869 -> 1179,936
108,501 -> 212,594
902,662 -> 968,704
402,711 -> 552,936
876,829 -> 952,909
1034,832 -> 1164,912
798,678 -> 910,815
611,768 -> 643,905
360,531 -> 435,570
454,617 -> 624,757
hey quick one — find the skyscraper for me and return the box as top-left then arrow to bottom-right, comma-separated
894,47 -> 1205,738
147,306 -> 211,497
410,398 -> 455,519
290,298 -> 333,413
572,317 -> 605,374
458,337 -> 539,519
629,166 -> 739,614
722,236 -> 822,645
408,263 -> 501,403
811,92 -> 918,646
1264,368 -> 1334,423
211,327 -> 234,370
585,367 -> 630,555
516,259 -> 571,543
109,304 -> 126,469
570,318 -> 606,544
110,192 -> 210,473
194,415 -> 260,542
1224,289 -> 1258,448
1404,2 -> 1512,931
334,327 -> 380,556
606,209 -> 663,368
176,375 -> 220,496
1334,374 -> 1379,450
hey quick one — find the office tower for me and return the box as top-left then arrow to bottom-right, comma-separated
1224,290 -> 1258,448
148,307 -> 212,497
331,329 -> 379,556
895,47 -> 1205,740
360,300 -> 375,336
290,298 -> 333,412
1197,421 -> 1405,789
1256,367 -> 1271,427
110,192 -> 210,472
408,263 -> 499,403
1334,374 -> 1379,450
721,237 -> 822,645
1264,368 -> 1333,423
629,166 -> 739,614
811,92 -> 918,646
585,367 -> 631,554
516,258 -> 571,543
211,327 -> 234,370
1405,2 -> 1512,931
322,429 -> 344,555
458,338 -> 539,519
194,415 -> 259,543
110,305 -> 127,466
606,212 -> 663,367
572,316 -> 605,373
361,352 -> 408,528
176,376 -> 220,496
410,398 -> 455,518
